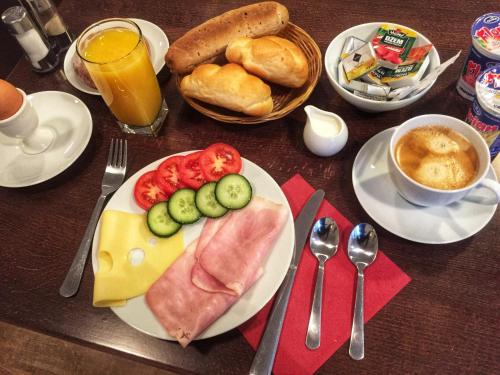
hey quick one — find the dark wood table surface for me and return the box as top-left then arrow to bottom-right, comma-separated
1,0 -> 499,373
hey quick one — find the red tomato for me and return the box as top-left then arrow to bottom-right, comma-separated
155,155 -> 186,194
199,143 -> 242,182
134,171 -> 168,210
179,151 -> 206,189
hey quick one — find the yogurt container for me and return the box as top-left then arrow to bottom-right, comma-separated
457,13 -> 500,100
465,66 -> 500,158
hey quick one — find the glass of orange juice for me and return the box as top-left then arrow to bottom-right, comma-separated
76,18 -> 167,136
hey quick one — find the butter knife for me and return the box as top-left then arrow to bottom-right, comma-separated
249,189 -> 325,375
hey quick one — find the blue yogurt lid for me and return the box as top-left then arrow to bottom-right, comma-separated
471,13 -> 500,56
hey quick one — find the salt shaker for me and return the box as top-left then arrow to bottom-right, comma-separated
1,6 -> 59,73
18,0 -> 73,54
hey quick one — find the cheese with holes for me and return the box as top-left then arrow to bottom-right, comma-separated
93,210 -> 184,307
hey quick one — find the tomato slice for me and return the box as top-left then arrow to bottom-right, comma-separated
154,155 -> 186,195
179,151 -> 206,189
134,171 -> 169,210
199,143 -> 242,181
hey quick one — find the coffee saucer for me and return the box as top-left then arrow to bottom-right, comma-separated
0,91 -> 92,188
352,127 -> 498,244
63,18 -> 169,95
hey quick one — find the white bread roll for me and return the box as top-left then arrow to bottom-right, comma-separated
180,63 -> 273,117
225,35 -> 309,88
166,2 -> 289,74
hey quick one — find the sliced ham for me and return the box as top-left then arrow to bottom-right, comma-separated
146,196 -> 288,347
197,196 -> 288,296
191,214 -> 235,294
146,240 -> 237,347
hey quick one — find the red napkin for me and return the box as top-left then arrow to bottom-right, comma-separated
239,174 -> 411,374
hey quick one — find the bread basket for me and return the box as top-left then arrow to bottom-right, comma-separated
176,22 -> 322,125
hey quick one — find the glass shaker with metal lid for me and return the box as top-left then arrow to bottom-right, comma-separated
1,6 -> 59,73
18,0 -> 73,54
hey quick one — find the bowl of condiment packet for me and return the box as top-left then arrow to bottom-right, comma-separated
325,22 -> 440,112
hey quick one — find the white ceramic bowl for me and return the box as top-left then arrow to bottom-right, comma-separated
325,22 -> 441,112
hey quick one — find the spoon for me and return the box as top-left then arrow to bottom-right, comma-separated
347,223 -> 378,360
305,217 -> 339,350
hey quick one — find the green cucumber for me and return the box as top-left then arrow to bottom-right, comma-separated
167,188 -> 202,224
195,182 -> 228,218
147,201 -> 182,237
215,174 -> 252,210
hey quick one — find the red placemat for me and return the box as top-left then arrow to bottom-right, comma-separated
239,174 -> 411,374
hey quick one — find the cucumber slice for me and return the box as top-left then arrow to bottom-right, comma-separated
195,182 -> 228,218
147,201 -> 182,237
215,174 -> 252,210
168,188 -> 202,224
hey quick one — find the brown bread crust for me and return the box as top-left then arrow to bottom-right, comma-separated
166,2 -> 289,74
180,63 -> 273,116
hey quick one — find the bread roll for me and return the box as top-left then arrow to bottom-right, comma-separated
226,36 -> 308,88
166,2 -> 289,74
180,63 -> 273,116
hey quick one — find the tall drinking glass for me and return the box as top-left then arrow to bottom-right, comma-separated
76,18 -> 167,136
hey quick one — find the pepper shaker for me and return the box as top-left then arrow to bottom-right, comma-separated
2,6 -> 59,73
18,0 -> 73,54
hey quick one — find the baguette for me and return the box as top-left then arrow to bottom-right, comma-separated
226,36 -> 308,88
180,63 -> 273,116
166,2 -> 289,74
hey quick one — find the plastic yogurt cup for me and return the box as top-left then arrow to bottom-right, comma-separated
457,13 -> 500,100
465,66 -> 500,158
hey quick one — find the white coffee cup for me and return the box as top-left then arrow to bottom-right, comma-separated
0,89 -> 54,154
388,114 -> 500,206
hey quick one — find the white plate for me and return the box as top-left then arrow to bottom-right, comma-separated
0,91 -> 92,188
91,154 -> 295,340
352,127 -> 498,244
64,18 -> 170,95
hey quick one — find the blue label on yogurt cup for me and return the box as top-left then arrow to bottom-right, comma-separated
457,13 -> 500,100
465,67 -> 500,158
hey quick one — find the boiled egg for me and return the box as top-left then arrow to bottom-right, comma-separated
0,79 -> 23,120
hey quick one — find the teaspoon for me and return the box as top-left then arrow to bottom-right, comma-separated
305,217 -> 339,350
347,223 -> 378,360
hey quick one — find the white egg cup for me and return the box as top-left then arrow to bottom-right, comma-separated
0,89 -> 55,155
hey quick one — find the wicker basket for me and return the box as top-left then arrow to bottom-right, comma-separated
175,22 -> 322,125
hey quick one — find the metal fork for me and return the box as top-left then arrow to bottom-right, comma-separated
59,139 -> 127,298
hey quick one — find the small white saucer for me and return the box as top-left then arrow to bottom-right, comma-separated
352,127 -> 498,244
0,91 -> 92,187
63,18 -> 170,95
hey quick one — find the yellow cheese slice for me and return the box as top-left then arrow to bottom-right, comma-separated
93,210 -> 184,307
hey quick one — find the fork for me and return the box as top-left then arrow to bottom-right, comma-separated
59,139 -> 127,298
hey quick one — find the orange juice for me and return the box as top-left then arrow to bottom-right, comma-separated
82,27 -> 161,126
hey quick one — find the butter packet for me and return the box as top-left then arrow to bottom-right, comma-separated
341,36 -> 367,59
338,62 -> 390,96
371,24 -> 417,69
353,90 -> 388,101
341,42 -> 378,81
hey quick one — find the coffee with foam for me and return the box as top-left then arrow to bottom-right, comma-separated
395,126 -> 479,190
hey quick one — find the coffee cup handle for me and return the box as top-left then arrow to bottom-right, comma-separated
478,178 -> 500,203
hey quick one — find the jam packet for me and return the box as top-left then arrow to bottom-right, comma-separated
371,24 -> 417,69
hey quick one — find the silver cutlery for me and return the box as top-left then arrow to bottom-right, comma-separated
249,189 -> 325,375
59,139 -> 127,298
305,217 -> 339,350
347,223 -> 378,360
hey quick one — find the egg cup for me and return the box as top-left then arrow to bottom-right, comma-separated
0,89 -> 55,154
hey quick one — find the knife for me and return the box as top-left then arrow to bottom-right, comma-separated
249,189 -> 325,375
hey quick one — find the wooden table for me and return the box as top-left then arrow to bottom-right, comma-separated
1,1 -> 499,373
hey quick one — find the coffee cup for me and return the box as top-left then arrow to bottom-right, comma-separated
388,114 -> 500,206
